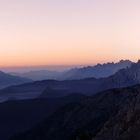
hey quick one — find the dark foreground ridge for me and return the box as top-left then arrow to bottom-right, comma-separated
10,84 -> 140,140
0,94 -> 86,140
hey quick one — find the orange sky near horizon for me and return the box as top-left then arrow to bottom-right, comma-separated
0,0 -> 140,67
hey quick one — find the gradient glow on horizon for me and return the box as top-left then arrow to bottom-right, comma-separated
0,0 -> 140,67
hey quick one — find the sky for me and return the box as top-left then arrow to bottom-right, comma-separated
0,0 -> 140,67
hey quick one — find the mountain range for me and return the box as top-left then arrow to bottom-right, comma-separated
12,60 -> 132,81
0,60 -> 139,140
60,60 -> 133,80
0,60 -> 139,102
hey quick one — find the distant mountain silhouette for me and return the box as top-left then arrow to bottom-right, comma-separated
0,71 -> 31,89
9,84 -> 140,140
61,60 -> 133,80
13,70 -> 62,81
0,60 -> 140,102
12,60 -> 133,80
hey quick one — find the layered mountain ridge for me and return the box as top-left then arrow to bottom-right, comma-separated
12,60 -> 133,80
0,71 -> 31,89
0,60 -> 139,101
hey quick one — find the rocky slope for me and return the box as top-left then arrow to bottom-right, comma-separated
9,84 -> 140,140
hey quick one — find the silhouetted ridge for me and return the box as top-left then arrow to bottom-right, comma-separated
0,70 -> 31,89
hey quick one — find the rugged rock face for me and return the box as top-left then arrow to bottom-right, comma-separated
9,85 -> 140,140
94,85 -> 140,140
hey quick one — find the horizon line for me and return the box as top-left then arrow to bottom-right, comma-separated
0,59 -> 137,69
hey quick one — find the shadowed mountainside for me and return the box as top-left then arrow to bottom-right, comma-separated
9,84 -> 140,140
0,94 -> 86,140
